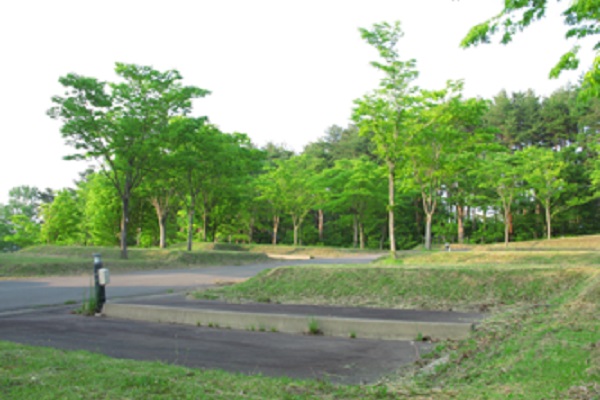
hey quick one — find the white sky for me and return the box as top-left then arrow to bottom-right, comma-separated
0,0 -> 596,204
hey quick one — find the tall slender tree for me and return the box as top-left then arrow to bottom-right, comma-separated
353,21 -> 419,257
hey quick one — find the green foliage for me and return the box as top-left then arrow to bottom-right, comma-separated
462,0 -> 600,97
353,21 -> 420,255
48,63 -> 210,258
40,189 -> 82,245
307,318 -> 322,335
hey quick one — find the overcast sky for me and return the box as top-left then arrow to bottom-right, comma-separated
0,0 -> 596,204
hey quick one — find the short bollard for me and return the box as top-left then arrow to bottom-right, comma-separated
93,254 -> 110,313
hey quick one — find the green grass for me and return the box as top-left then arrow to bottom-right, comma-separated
389,249 -> 600,267
193,266 -> 592,312
171,241 -> 385,258
448,234 -> 600,251
400,272 -> 600,399
0,245 -> 271,277
0,341 -> 397,400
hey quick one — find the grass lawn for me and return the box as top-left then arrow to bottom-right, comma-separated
0,341 -> 397,400
0,245 -> 271,278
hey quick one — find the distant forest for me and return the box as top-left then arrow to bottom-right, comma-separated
2,82 -> 598,254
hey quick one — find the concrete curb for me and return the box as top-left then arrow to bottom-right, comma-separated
103,303 -> 474,341
266,254 -> 313,260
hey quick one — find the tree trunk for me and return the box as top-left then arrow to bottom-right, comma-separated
359,221 -> 365,249
318,209 -> 324,242
120,194 -> 129,259
504,208 -> 510,247
186,195 -> 196,251
187,209 -> 195,251
293,223 -> 299,246
424,212 -> 433,250
158,215 -> 167,248
151,200 -> 169,249
545,200 -> 552,240
457,204 -> 465,244
387,161 -> 396,257
272,215 -> 279,245
534,203 -> 541,239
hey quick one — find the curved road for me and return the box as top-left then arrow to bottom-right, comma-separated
0,256 -> 379,313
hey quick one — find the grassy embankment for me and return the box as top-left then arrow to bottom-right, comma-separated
1,236 -> 599,398
187,237 -> 600,398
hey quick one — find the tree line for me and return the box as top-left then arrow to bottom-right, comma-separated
1,20 -> 599,257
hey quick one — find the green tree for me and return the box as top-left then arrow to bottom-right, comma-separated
520,146 -> 577,239
48,63 -> 209,258
484,90 -> 542,149
403,83 -> 489,250
255,165 -> 286,245
40,189 -> 82,245
6,186 -> 42,220
2,186 -> 46,248
462,0 -> 600,97
0,204 -> 14,251
473,151 -> 524,247
79,173 -> 121,246
321,158 -> 387,249
353,21 -> 419,256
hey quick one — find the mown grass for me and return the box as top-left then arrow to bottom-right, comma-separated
170,241 -> 384,258
0,245 -> 270,278
0,341 -> 398,400
399,272 -> 600,399
390,250 -> 600,268
193,266 -> 592,312
450,234 -> 600,251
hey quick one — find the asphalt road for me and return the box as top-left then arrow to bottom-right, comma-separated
0,256 -> 379,313
0,305 -> 430,384
0,254 -> 439,384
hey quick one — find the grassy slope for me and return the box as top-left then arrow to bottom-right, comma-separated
0,245 -> 270,277
191,247 -> 600,398
195,266 -> 591,312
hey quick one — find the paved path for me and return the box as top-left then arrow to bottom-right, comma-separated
0,254 -> 461,384
0,305 -> 431,384
0,256 -> 379,313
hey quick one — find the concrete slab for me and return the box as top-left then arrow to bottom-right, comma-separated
104,295 -> 484,341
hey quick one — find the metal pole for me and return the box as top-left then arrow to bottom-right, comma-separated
93,253 -> 106,313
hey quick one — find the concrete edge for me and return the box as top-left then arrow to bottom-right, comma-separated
103,303 -> 474,341
266,254 -> 313,260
